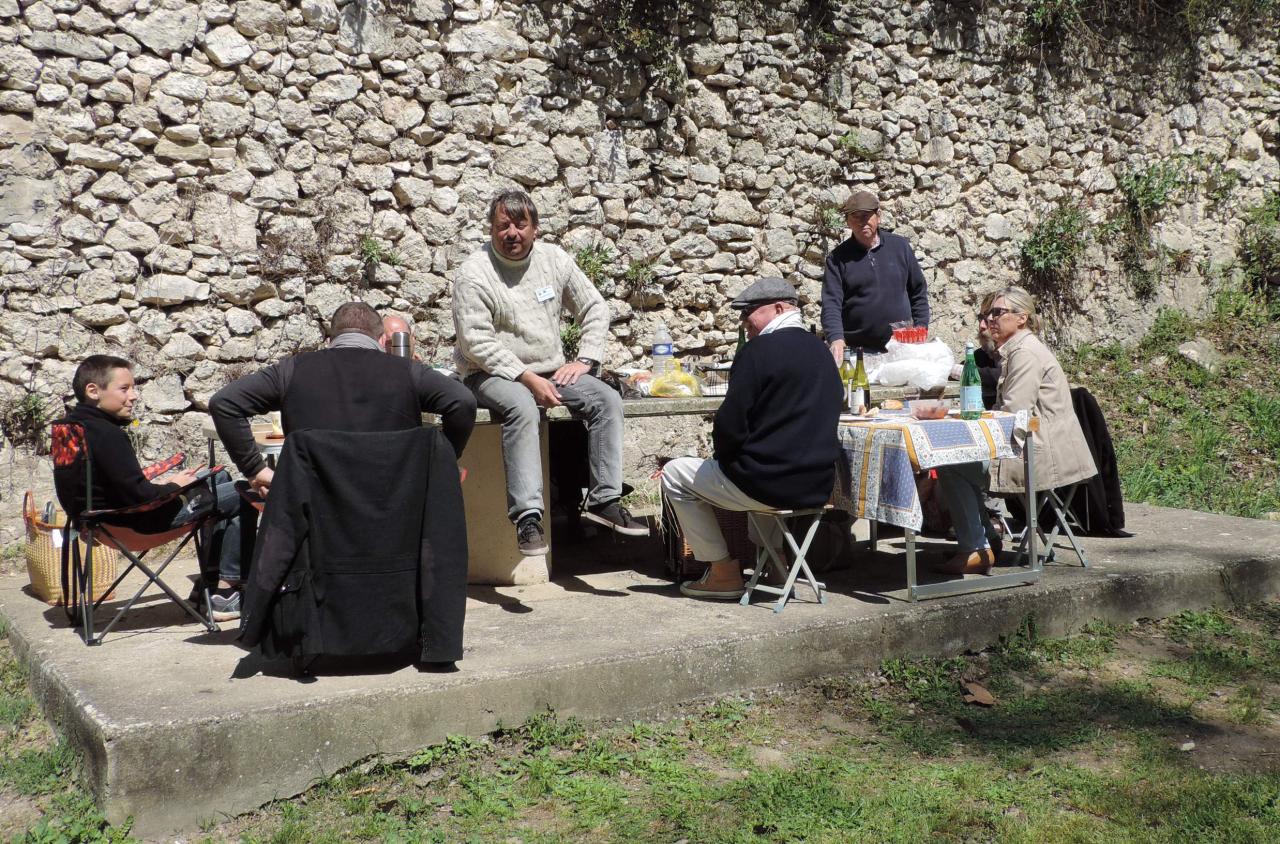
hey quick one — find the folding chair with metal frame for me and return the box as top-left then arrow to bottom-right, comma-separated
739,506 -> 831,613
51,420 -> 220,646
1010,481 -> 1090,568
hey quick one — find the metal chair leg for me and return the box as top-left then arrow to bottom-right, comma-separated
740,510 -> 828,612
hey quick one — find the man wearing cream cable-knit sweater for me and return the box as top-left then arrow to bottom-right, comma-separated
452,190 -> 649,556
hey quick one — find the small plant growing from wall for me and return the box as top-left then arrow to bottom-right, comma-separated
1240,191 -> 1280,296
813,202 -> 846,244
359,235 -> 400,269
561,320 -> 582,360
575,244 -> 614,292
836,130 -> 883,162
0,392 -> 50,455
1110,157 -> 1194,298
1020,202 -> 1087,308
623,258 -> 656,290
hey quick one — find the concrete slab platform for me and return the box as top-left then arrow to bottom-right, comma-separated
3,503 -> 1280,836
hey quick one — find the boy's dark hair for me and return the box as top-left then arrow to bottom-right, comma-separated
329,302 -> 383,340
73,355 -> 133,402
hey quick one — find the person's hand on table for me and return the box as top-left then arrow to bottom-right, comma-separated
829,338 -> 846,365
950,363 -> 963,380
550,359 -> 590,387
518,370 -> 563,408
250,467 -> 274,497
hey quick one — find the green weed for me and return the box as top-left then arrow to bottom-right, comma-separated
1241,189 -> 1280,295
517,708 -> 587,752
1020,202 -> 1088,311
407,733 -> 490,769
12,793 -> 136,843
836,129 -> 882,162
2,739 -> 78,796
560,319 -> 582,360
0,391 -> 51,454
574,243 -> 613,290
357,234 -> 400,268
622,258 -> 657,290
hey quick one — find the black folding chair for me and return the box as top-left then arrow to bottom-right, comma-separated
51,420 -> 220,645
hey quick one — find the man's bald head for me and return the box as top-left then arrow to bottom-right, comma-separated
383,314 -> 412,338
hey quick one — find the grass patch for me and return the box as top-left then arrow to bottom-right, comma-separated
10,605 -> 1280,840
1060,292 -> 1280,519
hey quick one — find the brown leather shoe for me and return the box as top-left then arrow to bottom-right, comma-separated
933,548 -> 995,576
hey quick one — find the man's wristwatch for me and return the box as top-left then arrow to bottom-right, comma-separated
576,357 -> 599,369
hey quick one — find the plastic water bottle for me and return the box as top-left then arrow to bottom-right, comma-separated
651,323 -> 673,376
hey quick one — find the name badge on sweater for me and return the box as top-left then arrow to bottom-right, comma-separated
535,286 -> 555,303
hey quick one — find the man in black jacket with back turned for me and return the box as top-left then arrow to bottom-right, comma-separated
209,302 -> 477,662
662,278 -> 843,600
211,302 -> 475,496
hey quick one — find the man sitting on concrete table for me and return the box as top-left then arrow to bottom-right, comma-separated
663,278 -> 843,600
821,189 -> 929,363
451,189 -> 648,557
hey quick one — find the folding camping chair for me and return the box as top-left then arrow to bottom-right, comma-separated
739,505 -> 831,613
51,419 -> 220,645
1010,481 -> 1090,568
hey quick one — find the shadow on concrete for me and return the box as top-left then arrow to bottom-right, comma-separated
227,649 -> 427,683
467,585 -> 533,613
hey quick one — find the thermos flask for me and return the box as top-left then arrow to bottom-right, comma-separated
388,331 -> 411,358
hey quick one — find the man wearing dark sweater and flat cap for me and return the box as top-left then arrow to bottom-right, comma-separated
662,277 -> 843,600
821,189 -> 929,363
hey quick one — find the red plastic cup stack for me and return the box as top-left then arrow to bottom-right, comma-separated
892,327 -> 929,344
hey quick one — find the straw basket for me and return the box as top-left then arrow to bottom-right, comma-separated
22,491 -> 118,605
659,489 -> 756,580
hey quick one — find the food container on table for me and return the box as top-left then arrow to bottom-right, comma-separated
907,399 -> 950,420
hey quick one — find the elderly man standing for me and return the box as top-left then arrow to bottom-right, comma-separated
663,278 -> 843,600
452,189 -> 648,556
821,189 -> 929,362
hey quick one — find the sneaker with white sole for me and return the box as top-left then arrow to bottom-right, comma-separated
679,568 -> 745,600
516,514 -> 548,556
209,589 -> 241,622
581,501 -> 650,537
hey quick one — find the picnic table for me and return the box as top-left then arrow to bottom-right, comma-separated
834,409 -> 1042,601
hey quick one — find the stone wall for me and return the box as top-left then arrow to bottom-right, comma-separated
1,0 -> 1277,532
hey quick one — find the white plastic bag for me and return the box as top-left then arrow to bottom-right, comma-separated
870,339 -> 955,390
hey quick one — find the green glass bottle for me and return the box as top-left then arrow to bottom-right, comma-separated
960,342 -> 982,420
852,348 -> 871,414
736,322 -> 746,355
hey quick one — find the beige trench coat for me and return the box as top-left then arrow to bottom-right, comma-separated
990,330 -> 1098,495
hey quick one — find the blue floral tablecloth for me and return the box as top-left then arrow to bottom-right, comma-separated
834,411 -> 1022,531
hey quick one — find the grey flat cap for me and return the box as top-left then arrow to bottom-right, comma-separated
840,189 -> 879,213
730,277 -> 799,310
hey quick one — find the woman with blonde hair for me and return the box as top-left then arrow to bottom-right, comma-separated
936,286 -> 1097,574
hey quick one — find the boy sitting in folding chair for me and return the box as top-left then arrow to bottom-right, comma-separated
662,278 -> 843,602
64,355 -> 244,621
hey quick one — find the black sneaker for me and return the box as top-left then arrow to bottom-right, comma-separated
516,514 -> 548,556
582,500 -> 650,537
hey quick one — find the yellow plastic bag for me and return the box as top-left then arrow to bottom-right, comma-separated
650,361 -> 702,398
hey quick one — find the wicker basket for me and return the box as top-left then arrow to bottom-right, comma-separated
659,489 -> 757,580
23,491 -> 118,605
